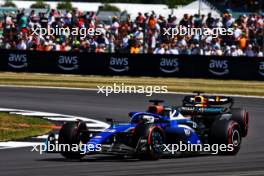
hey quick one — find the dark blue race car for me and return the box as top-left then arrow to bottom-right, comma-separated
46,95 -> 249,160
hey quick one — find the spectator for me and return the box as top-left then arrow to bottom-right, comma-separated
245,44 -> 255,57
179,14 -> 190,27
130,42 -> 141,54
16,38 -> 27,50
206,13 -> 215,28
166,42 -> 179,55
153,44 -> 165,54
136,12 -> 145,27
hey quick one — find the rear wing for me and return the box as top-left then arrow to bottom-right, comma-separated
178,106 -> 228,115
182,96 -> 234,108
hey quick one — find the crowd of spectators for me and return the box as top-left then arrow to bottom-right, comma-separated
0,8 -> 263,57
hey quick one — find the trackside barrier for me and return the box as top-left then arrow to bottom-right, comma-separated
0,49 -> 263,80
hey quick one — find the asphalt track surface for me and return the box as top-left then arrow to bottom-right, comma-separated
0,87 -> 264,176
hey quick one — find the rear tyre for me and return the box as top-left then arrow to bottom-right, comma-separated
231,108 -> 249,137
134,123 -> 165,160
58,122 -> 86,159
210,120 -> 241,155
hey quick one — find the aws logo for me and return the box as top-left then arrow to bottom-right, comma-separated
209,59 -> 229,76
160,58 -> 179,73
259,62 -> 264,77
8,54 -> 27,69
58,56 -> 78,71
109,57 -> 129,72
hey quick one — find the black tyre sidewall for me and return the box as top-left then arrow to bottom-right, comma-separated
58,122 -> 85,159
210,120 -> 241,155
134,123 -> 165,160
231,108 -> 249,137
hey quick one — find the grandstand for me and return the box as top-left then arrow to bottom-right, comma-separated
0,0 -> 263,56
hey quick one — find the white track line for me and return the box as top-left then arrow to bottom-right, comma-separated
10,112 -> 62,117
34,134 -> 59,140
0,108 -> 26,112
0,84 -> 98,91
0,142 -> 43,149
0,108 -> 110,149
7,110 -> 110,127
1,108 -> 110,128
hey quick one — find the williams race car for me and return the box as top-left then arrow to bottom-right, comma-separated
46,96 -> 249,160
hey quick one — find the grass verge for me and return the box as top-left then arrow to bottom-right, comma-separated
0,72 -> 263,96
0,112 -> 53,141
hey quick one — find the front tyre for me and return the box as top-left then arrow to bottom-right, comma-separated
135,124 -> 165,160
58,122 -> 86,159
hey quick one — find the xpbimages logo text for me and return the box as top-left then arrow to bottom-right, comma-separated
163,142 -> 235,155
163,26 -> 234,38
97,83 -> 168,96
31,142 -> 102,155
31,26 -> 103,40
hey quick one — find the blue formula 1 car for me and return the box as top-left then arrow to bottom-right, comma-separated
46,98 -> 248,160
